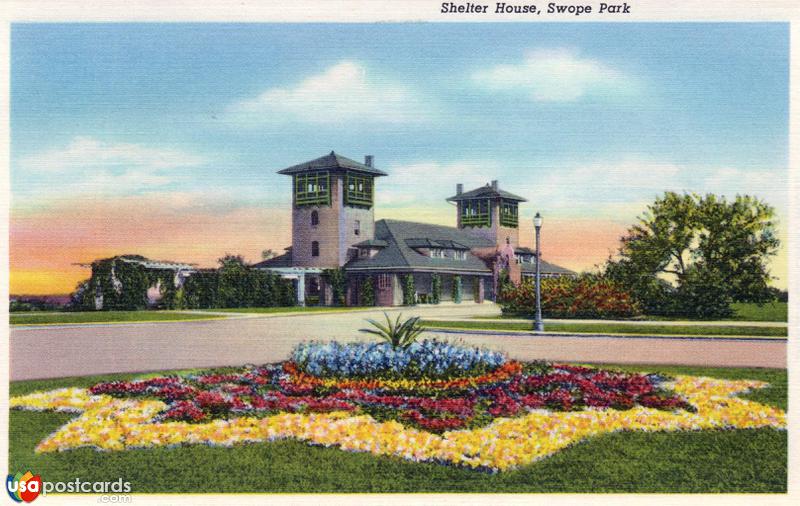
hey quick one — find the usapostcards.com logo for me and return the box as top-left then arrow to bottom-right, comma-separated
7,471 -> 132,502
6,472 -> 42,503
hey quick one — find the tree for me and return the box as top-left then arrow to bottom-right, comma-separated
217,254 -> 249,308
605,192 -> 779,316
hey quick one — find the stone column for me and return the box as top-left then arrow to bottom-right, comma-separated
296,272 -> 306,306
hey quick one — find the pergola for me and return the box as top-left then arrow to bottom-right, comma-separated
258,267 -> 323,306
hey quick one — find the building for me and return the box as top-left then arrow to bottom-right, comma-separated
254,151 -> 573,306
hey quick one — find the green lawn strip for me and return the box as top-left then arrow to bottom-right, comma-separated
730,302 -> 788,322
194,306 -> 369,314
10,311 -> 226,326
422,319 -> 787,337
8,364 -> 786,493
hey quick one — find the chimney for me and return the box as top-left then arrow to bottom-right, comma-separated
456,183 -> 463,195
364,155 -> 374,168
491,180 -> 498,191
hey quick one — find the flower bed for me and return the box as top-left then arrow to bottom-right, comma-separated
11,375 -> 785,472
291,340 -> 506,378
8,340 -> 787,472
81,341 -> 693,433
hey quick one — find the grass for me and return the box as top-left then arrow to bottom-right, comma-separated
9,311 -> 226,326
422,320 -> 787,338
8,364 -> 786,493
731,302 -> 788,322
196,306 -> 369,314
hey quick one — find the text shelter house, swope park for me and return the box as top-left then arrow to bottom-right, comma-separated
252,151 -> 574,306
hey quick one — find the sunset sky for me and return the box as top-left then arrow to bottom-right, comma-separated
10,23 -> 789,294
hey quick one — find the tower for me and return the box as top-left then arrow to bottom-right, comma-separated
446,180 -> 527,248
278,151 -> 387,267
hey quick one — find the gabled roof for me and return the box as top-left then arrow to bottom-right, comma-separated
277,151 -> 387,176
346,219 -> 573,275
446,184 -> 527,203
346,220 -> 494,272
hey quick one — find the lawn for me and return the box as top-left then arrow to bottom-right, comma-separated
8,364 -> 786,493
421,320 -> 787,338
196,306 -> 369,314
731,302 -> 788,322
9,311 -> 226,325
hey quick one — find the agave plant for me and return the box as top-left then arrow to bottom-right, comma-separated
359,312 -> 425,349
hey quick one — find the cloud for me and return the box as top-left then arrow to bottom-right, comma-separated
22,136 -> 205,172
17,136 -> 206,197
527,159 -> 788,221
702,167 -> 788,210
227,61 -> 430,125
472,48 -> 636,102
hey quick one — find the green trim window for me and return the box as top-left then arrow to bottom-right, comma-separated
295,171 -> 330,206
345,172 -> 374,207
500,199 -> 519,227
461,199 -> 491,227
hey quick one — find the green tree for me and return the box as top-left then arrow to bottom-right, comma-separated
217,255 -> 249,308
605,192 -> 779,316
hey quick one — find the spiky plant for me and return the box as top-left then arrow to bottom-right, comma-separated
359,312 -> 425,349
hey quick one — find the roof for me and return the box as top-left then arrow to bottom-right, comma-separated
446,184 -> 527,203
519,259 -> 576,275
251,250 -> 292,269
277,151 -> 387,176
346,219 -> 573,275
346,220 -> 494,272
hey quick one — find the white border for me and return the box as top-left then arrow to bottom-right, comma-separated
1,1 -> 797,505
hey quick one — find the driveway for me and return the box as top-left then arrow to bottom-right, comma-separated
9,303 -> 786,380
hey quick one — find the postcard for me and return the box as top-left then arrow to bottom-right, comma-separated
2,1 -> 796,503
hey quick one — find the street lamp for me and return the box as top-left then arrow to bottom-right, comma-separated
533,212 -> 544,332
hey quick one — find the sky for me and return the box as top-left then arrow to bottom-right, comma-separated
9,23 -> 789,294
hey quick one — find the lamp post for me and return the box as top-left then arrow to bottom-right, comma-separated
533,212 -> 544,332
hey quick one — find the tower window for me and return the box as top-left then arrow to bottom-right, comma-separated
311,241 -> 320,257
345,172 -> 374,207
500,199 -> 519,227
354,220 -> 360,236
311,210 -> 319,226
295,171 -> 330,206
460,199 -> 491,227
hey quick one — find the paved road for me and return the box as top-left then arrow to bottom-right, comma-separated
9,303 -> 786,380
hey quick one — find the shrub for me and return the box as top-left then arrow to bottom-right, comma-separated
431,274 -> 442,304
359,276 -> 375,306
321,268 -> 346,306
672,267 -> 734,319
500,274 -> 641,319
452,275 -> 462,303
402,274 -> 416,305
